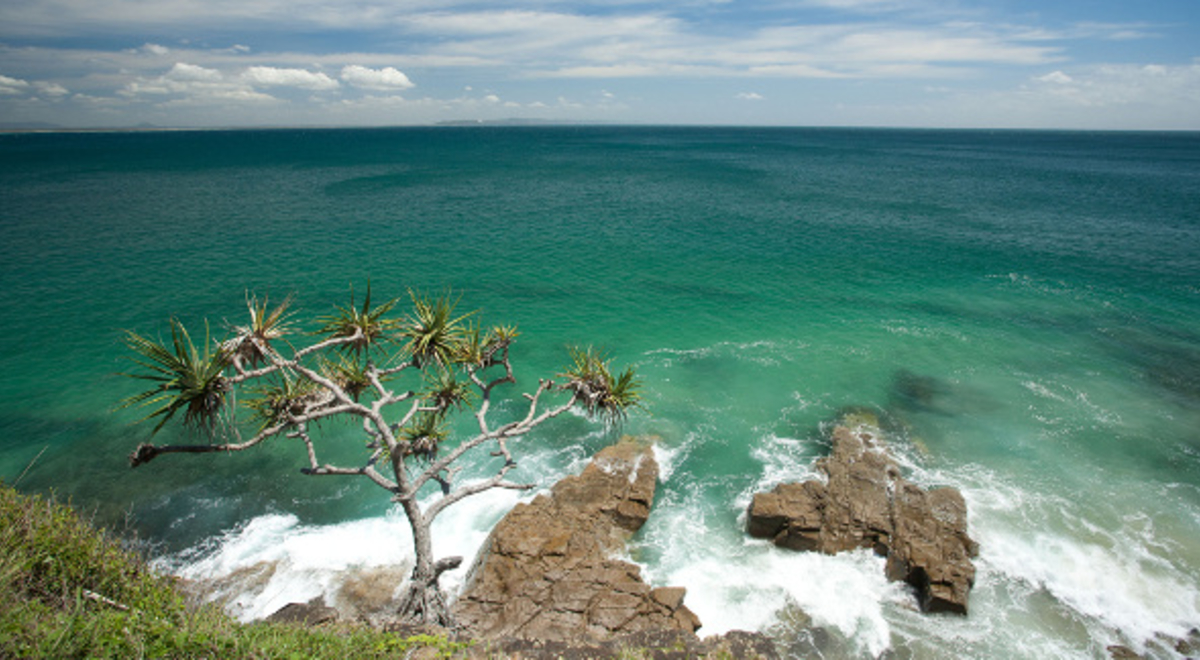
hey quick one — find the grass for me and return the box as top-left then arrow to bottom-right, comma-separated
0,482 -> 467,659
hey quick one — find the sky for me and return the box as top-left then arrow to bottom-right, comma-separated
1,0 -> 1198,129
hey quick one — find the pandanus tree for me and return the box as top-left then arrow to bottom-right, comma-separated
119,287 -> 641,627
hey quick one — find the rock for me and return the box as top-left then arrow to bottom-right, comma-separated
265,595 -> 339,626
886,483 -> 978,614
1107,645 -> 1144,660
1175,628 -> 1200,655
746,421 -> 977,615
454,437 -> 702,643
466,629 -> 779,659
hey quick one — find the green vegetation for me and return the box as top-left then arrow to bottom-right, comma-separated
0,482 -> 467,659
561,346 -> 643,424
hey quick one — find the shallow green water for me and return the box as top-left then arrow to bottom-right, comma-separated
2,127 -> 1199,657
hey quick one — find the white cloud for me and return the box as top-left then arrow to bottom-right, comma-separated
242,66 -> 339,91
120,62 -> 279,105
34,81 -> 69,97
865,60 -> 1200,129
0,74 -> 31,95
736,91 -> 764,100
1071,22 -> 1161,42
169,62 -> 222,82
796,0 -> 912,10
747,63 -> 848,78
1037,70 -> 1073,85
340,65 -> 414,91
0,74 -> 68,99
141,43 -> 171,56
1026,62 -> 1200,109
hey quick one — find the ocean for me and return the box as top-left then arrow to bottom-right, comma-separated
1,126 -> 1198,658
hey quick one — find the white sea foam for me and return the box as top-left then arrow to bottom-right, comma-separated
159,512 -> 410,621
951,463 -> 1200,655
643,339 -> 809,369
634,491 -> 903,659
650,440 -> 684,482
160,487 -> 526,622
748,432 -> 825,495
980,522 -> 1200,650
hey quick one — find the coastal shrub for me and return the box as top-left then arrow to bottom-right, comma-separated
0,482 -> 463,658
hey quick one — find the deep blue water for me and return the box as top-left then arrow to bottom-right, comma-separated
2,127 -> 1200,658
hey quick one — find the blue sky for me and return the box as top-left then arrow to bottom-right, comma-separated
1,0 -> 1197,128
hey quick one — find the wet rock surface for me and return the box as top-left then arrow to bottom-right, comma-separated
747,420 -> 978,615
466,629 -> 778,659
265,595 -> 339,626
454,437 -> 703,642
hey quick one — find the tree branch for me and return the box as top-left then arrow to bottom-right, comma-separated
128,421 -> 288,467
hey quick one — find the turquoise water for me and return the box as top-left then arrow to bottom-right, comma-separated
2,127 -> 1199,657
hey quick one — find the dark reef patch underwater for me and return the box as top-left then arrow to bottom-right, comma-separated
2,126 -> 1199,657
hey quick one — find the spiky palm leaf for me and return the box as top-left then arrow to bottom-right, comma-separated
120,319 -> 231,435
399,290 -> 473,368
223,293 -> 296,367
315,283 -> 401,356
604,365 -> 643,419
454,322 -> 518,367
560,346 -> 643,424
319,353 -> 375,401
399,411 -> 448,462
423,368 -> 473,413
481,324 -> 519,365
243,375 -> 327,430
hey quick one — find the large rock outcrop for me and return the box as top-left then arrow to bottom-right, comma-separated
747,418 -> 978,614
454,437 -> 702,642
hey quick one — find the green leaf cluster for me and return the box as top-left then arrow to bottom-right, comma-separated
243,376 -> 323,431
561,346 -> 643,424
119,319 -> 231,435
223,293 -> 296,367
314,284 -> 402,357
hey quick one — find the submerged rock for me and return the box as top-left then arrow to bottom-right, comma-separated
746,421 -> 978,615
454,437 -> 702,642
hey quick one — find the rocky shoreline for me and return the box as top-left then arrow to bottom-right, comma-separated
265,421 -> 981,657
268,435 -> 778,658
241,418 -> 1200,659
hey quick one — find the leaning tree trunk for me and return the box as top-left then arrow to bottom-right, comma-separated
395,555 -> 463,627
395,500 -> 462,627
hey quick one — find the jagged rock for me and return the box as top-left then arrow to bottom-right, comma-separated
886,481 -> 978,614
746,422 -> 978,615
454,437 -> 702,643
265,595 -> 339,626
